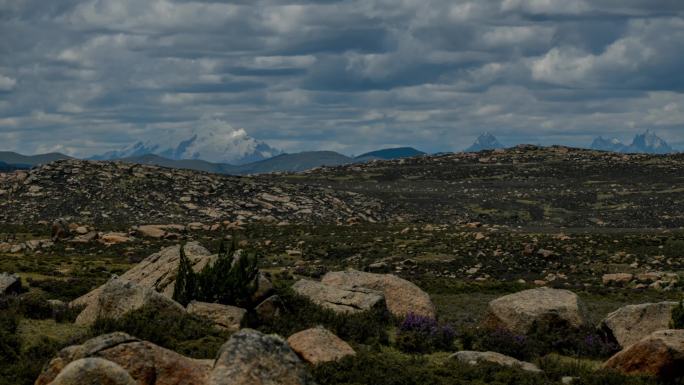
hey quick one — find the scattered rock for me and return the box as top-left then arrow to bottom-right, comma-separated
485,287 -> 587,334
99,233 -> 132,245
287,326 -> 356,365
210,328 -> 314,385
0,272 -> 21,295
35,332 -> 212,385
72,242 -> 214,308
187,301 -> 246,332
452,351 -> 542,373
74,277 -> 186,326
47,358 -> 136,385
321,269 -> 435,318
51,218 -> 70,241
599,302 -> 679,348
603,329 -> 684,380
603,273 -> 634,286
292,279 -> 384,314
255,295 -> 285,322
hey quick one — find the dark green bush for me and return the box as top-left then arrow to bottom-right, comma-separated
16,292 -> 53,320
27,277 -> 96,301
671,300 -> 684,329
245,286 -> 391,346
173,240 -> 259,308
91,305 -> 228,359
395,313 -> 456,354
312,347 -> 547,385
467,320 -> 619,362
0,310 -> 20,363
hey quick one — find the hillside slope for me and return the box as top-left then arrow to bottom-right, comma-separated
0,160 -> 387,226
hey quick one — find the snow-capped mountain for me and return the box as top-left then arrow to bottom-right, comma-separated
465,132 -> 505,152
626,130 -> 674,154
590,136 -> 626,153
590,130 -> 674,154
91,120 -> 281,165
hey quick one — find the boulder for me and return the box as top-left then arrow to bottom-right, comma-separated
71,242 -> 214,308
35,332 -> 212,385
451,351 -> 542,373
187,301 -> 246,332
485,287 -> 587,334
51,218 -> 70,241
133,225 -> 167,239
321,269 -> 435,318
0,272 -> 21,295
287,326 -> 355,365
99,233 -> 132,245
292,279 -> 384,314
599,302 -> 678,348
255,295 -> 285,322
603,329 -> 684,380
603,273 -> 634,286
210,329 -> 314,385
75,278 -> 185,326
47,358 -> 136,385
252,273 -> 274,303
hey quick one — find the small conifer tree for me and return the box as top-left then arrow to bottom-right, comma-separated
173,239 -> 259,308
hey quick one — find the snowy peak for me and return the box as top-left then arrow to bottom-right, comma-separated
590,130 -> 674,154
465,132 -> 505,152
627,129 -> 673,154
90,120 -> 282,165
590,136 -> 625,152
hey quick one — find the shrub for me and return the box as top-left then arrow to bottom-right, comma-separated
91,305 -> 228,359
470,321 -> 619,361
245,286 -> 391,346
395,313 -> 456,354
0,310 -> 20,363
173,240 -> 259,308
671,300 -> 684,329
16,292 -> 53,320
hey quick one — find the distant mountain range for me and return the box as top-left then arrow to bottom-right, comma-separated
465,132 -> 505,152
90,123 -> 282,165
356,147 -> 426,161
591,130 -> 674,154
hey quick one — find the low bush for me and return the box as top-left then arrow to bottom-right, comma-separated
466,321 -> 619,362
671,300 -> 684,329
91,305 -> 228,359
395,313 -> 456,354
245,286 -> 391,346
27,277 -> 96,301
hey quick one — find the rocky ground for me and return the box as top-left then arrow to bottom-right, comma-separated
1,147 -> 684,385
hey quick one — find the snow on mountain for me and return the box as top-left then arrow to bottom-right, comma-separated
90,120 -> 281,165
590,130 -> 674,154
590,136 -> 626,152
465,132 -> 505,152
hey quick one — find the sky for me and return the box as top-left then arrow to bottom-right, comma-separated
1,0 -> 684,157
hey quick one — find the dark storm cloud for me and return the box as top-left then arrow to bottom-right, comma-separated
0,0 -> 683,156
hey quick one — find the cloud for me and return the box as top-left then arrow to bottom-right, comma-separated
0,75 -> 16,91
0,0 -> 683,156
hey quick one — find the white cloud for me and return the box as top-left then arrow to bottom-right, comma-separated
501,0 -> 590,15
0,74 -> 16,91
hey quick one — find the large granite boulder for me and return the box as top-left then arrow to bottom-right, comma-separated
292,279 -> 384,314
186,301 -> 246,332
35,333 -> 212,385
287,326 -> 356,365
46,358 -> 136,385
451,351 -> 542,373
599,302 -> 678,348
0,272 -> 21,295
74,278 -> 186,326
321,270 -> 436,319
603,329 -> 684,380
485,287 -> 587,334
210,329 -> 314,385
71,242 -> 214,308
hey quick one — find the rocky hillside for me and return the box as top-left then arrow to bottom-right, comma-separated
0,160 -> 388,226
273,145 -> 684,228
